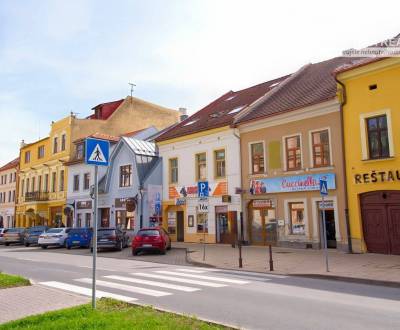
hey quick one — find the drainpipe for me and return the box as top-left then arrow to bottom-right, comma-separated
335,75 -> 353,254
233,129 -> 244,243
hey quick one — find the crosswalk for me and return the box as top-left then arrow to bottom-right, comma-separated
39,268 -> 251,303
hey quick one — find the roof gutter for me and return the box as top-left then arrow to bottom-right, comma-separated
334,74 -> 353,254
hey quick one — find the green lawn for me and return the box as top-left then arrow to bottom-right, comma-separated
0,272 -> 30,289
0,298 -> 233,330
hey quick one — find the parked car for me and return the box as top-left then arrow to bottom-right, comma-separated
0,228 -> 7,244
3,228 -> 27,246
132,227 -> 171,255
24,226 -> 49,247
65,228 -> 92,249
91,228 -> 128,252
38,228 -> 71,249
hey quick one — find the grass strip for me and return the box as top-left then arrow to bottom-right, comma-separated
0,272 -> 30,289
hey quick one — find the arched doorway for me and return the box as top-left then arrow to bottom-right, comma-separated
360,190 -> 400,255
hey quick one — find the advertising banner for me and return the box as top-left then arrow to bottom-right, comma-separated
148,184 -> 162,218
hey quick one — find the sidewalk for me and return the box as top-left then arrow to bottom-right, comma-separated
0,284 -> 88,324
174,242 -> 400,285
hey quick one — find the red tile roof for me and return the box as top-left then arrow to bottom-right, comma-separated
87,99 -> 124,120
73,132 -> 121,144
123,127 -> 148,137
235,57 -> 361,125
155,76 -> 290,142
0,157 -> 19,172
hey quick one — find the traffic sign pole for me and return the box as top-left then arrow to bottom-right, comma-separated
321,196 -> 329,272
92,165 -> 98,308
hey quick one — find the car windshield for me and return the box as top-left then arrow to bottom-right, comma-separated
47,228 -> 63,233
137,230 -> 160,237
28,227 -> 46,233
6,228 -> 23,233
69,229 -> 88,234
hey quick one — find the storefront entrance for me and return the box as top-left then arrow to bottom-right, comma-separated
176,211 -> 184,242
216,206 -> 237,244
360,191 -> 400,255
101,208 -> 110,228
249,200 -> 276,245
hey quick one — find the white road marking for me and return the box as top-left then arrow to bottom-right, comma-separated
132,272 -> 227,287
156,271 -> 250,284
105,275 -> 201,292
40,281 -> 137,303
75,278 -> 171,297
174,268 -> 208,274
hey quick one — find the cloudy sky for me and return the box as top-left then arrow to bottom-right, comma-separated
0,0 -> 399,164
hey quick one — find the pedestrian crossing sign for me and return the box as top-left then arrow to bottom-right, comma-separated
85,138 -> 110,166
319,179 -> 328,196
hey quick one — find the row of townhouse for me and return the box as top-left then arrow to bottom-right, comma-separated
0,158 -> 19,228
155,48 -> 400,255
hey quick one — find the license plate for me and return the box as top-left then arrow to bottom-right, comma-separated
100,239 -> 108,242
142,244 -> 152,247
73,241 -> 80,244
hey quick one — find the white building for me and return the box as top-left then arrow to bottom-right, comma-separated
0,157 -> 19,228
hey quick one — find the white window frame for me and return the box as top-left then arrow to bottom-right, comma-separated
119,163 -> 133,188
284,198 -> 309,238
282,133 -> 303,172
360,109 -> 394,160
308,127 -> 333,168
248,141 -> 266,175
311,196 -> 341,243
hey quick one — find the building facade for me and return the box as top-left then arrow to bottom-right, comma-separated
0,158 -> 19,228
337,57 -> 400,254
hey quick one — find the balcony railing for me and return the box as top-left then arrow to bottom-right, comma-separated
25,191 -> 49,202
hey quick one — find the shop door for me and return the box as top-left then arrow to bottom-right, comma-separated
176,211 -> 184,242
361,191 -> 400,255
250,208 -> 275,245
217,212 -> 237,244
319,209 -> 336,248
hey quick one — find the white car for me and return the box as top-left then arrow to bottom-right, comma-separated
0,228 -> 6,244
38,228 -> 71,249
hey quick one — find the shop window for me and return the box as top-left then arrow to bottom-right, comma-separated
169,158 -> 178,184
73,175 -> 79,192
250,142 -> 265,174
367,115 -> 390,159
116,210 -> 134,230
83,173 -> 90,190
38,145 -> 45,159
85,213 -> 91,227
214,149 -> 226,178
119,165 -> 132,187
289,202 -> 305,235
312,130 -> 330,167
196,153 -> 207,181
285,135 -> 301,171
24,151 -> 31,164
167,211 -> 176,234
197,213 -> 208,233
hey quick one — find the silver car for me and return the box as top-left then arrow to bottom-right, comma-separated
0,228 -> 6,244
38,228 -> 71,249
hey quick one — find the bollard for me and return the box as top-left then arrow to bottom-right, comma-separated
238,240 -> 243,268
268,244 -> 274,271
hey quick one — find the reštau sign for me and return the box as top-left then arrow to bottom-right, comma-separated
354,170 -> 400,184
250,173 -> 336,194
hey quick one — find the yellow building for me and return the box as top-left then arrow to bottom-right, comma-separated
16,96 -> 181,228
336,57 -> 400,255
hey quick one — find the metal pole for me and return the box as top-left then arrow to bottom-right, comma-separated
203,217 -> 206,261
269,244 -> 274,271
140,188 -> 143,229
321,196 -> 329,272
92,165 -> 98,309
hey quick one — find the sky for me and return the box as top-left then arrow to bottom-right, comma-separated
0,0 -> 399,164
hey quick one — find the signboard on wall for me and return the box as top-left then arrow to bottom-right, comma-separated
250,173 -> 336,195
148,184 -> 162,218
169,182 -> 228,199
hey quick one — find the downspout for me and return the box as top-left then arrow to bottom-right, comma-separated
233,129 -> 244,243
335,75 -> 353,253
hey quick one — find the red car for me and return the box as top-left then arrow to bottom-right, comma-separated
132,227 -> 171,255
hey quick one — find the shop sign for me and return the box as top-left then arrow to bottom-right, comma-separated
222,195 -> 231,203
250,173 -> 336,194
169,182 -> 228,199
197,200 -> 209,213
77,201 -> 92,209
115,197 -> 135,209
252,199 -> 275,208
318,200 -> 334,209
354,170 -> 400,184
175,198 -> 186,206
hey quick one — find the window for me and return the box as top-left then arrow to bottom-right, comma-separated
85,213 -> 91,227
61,134 -> 66,151
83,173 -> 90,190
24,151 -> 31,163
197,213 -> 208,233
312,130 -> 330,167
8,191 -> 11,202
38,145 -> 45,159
119,165 -> 132,187
44,174 -> 49,192
73,175 -> 80,192
12,190 -> 15,202
9,173 -> 12,183
77,213 -> 82,227
251,143 -> 265,174
26,178 -> 30,193
367,115 -> 390,159
169,158 -> 178,184
196,153 -> 207,181
285,135 -> 301,171
52,172 -> 56,192
31,177 -> 35,192
215,149 -> 226,178
21,179 -> 24,196
76,143 -> 84,160
53,137 -> 58,154
38,176 -> 42,192
289,202 -> 305,235
59,170 -> 65,191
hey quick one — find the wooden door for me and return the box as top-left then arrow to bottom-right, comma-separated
101,208 -> 110,228
388,205 -> 400,255
176,211 -> 184,242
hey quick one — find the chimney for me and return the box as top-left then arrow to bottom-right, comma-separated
179,107 -> 188,122
20,140 -> 26,148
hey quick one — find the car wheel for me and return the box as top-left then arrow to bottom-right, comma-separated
5,243 -> 9,246
66,244 -> 71,250
117,241 -> 123,251
25,242 -> 30,247
41,245 -> 47,249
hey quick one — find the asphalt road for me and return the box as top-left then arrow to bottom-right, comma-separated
1,245 -> 400,330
